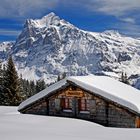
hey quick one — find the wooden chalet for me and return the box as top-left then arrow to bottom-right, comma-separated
18,75 -> 140,128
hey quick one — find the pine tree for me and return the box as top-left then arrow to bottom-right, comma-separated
29,80 -> 36,96
0,61 -> 3,105
0,61 -> 2,90
57,75 -> 61,81
20,78 -> 31,98
124,73 -> 129,85
120,72 -> 129,85
0,64 -> 6,105
62,72 -> 66,79
36,79 -> 46,93
26,80 -> 31,97
20,79 -> 28,99
3,56 -> 23,105
19,75 -> 26,101
120,72 -> 124,82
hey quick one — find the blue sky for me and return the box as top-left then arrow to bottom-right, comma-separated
0,0 -> 140,42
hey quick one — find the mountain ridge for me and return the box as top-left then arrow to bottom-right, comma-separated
0,12 -> 140,88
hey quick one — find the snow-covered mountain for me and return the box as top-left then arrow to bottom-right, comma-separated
1,12 -> 140,88
0,41 -> 14,60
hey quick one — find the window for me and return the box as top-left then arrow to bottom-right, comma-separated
79,99 -> 90,111
61,98 -> 72,109
65,98 -> 72,109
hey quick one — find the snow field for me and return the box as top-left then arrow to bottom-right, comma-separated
0,106 -> 140,140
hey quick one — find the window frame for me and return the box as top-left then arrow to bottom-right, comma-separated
79,99 -> 90,111
62,98 -> 72,110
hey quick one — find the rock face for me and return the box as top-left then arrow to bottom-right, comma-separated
0,12 -> 140,87
0,42 -> 14,59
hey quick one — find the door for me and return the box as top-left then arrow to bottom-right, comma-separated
72,97 -> 77,117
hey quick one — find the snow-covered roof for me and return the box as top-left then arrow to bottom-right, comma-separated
18,74 -> 140,114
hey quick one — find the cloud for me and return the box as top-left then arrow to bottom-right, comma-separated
119,17 -> 136,24
1,0 -> 140,20
85,0 -> 140,17
56,0 -> 140,17
0,29 -> 21,36
113,22 -> 140,37
61,0 -> 140,24
0,0 -> 58,18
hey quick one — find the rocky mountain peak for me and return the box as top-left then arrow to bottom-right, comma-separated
24,12 -> 61,29
41,12 -> 56,20
39,12 -> 61,26
23,12 -> 75,30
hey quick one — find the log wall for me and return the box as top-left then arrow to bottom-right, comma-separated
22,99 -> 47,115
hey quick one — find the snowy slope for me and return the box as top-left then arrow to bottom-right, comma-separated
0,12 -> 140,88
1,106 -> 140,140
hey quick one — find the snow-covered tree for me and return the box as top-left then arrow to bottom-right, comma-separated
57,72 -> 67,81
120,72 -> 129,85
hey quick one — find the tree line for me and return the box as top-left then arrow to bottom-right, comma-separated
0,56 -> 46,106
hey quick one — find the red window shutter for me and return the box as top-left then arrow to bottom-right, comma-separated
61,98 -> 65,108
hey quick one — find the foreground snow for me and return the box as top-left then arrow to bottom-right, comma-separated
0,106 -> 140,140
